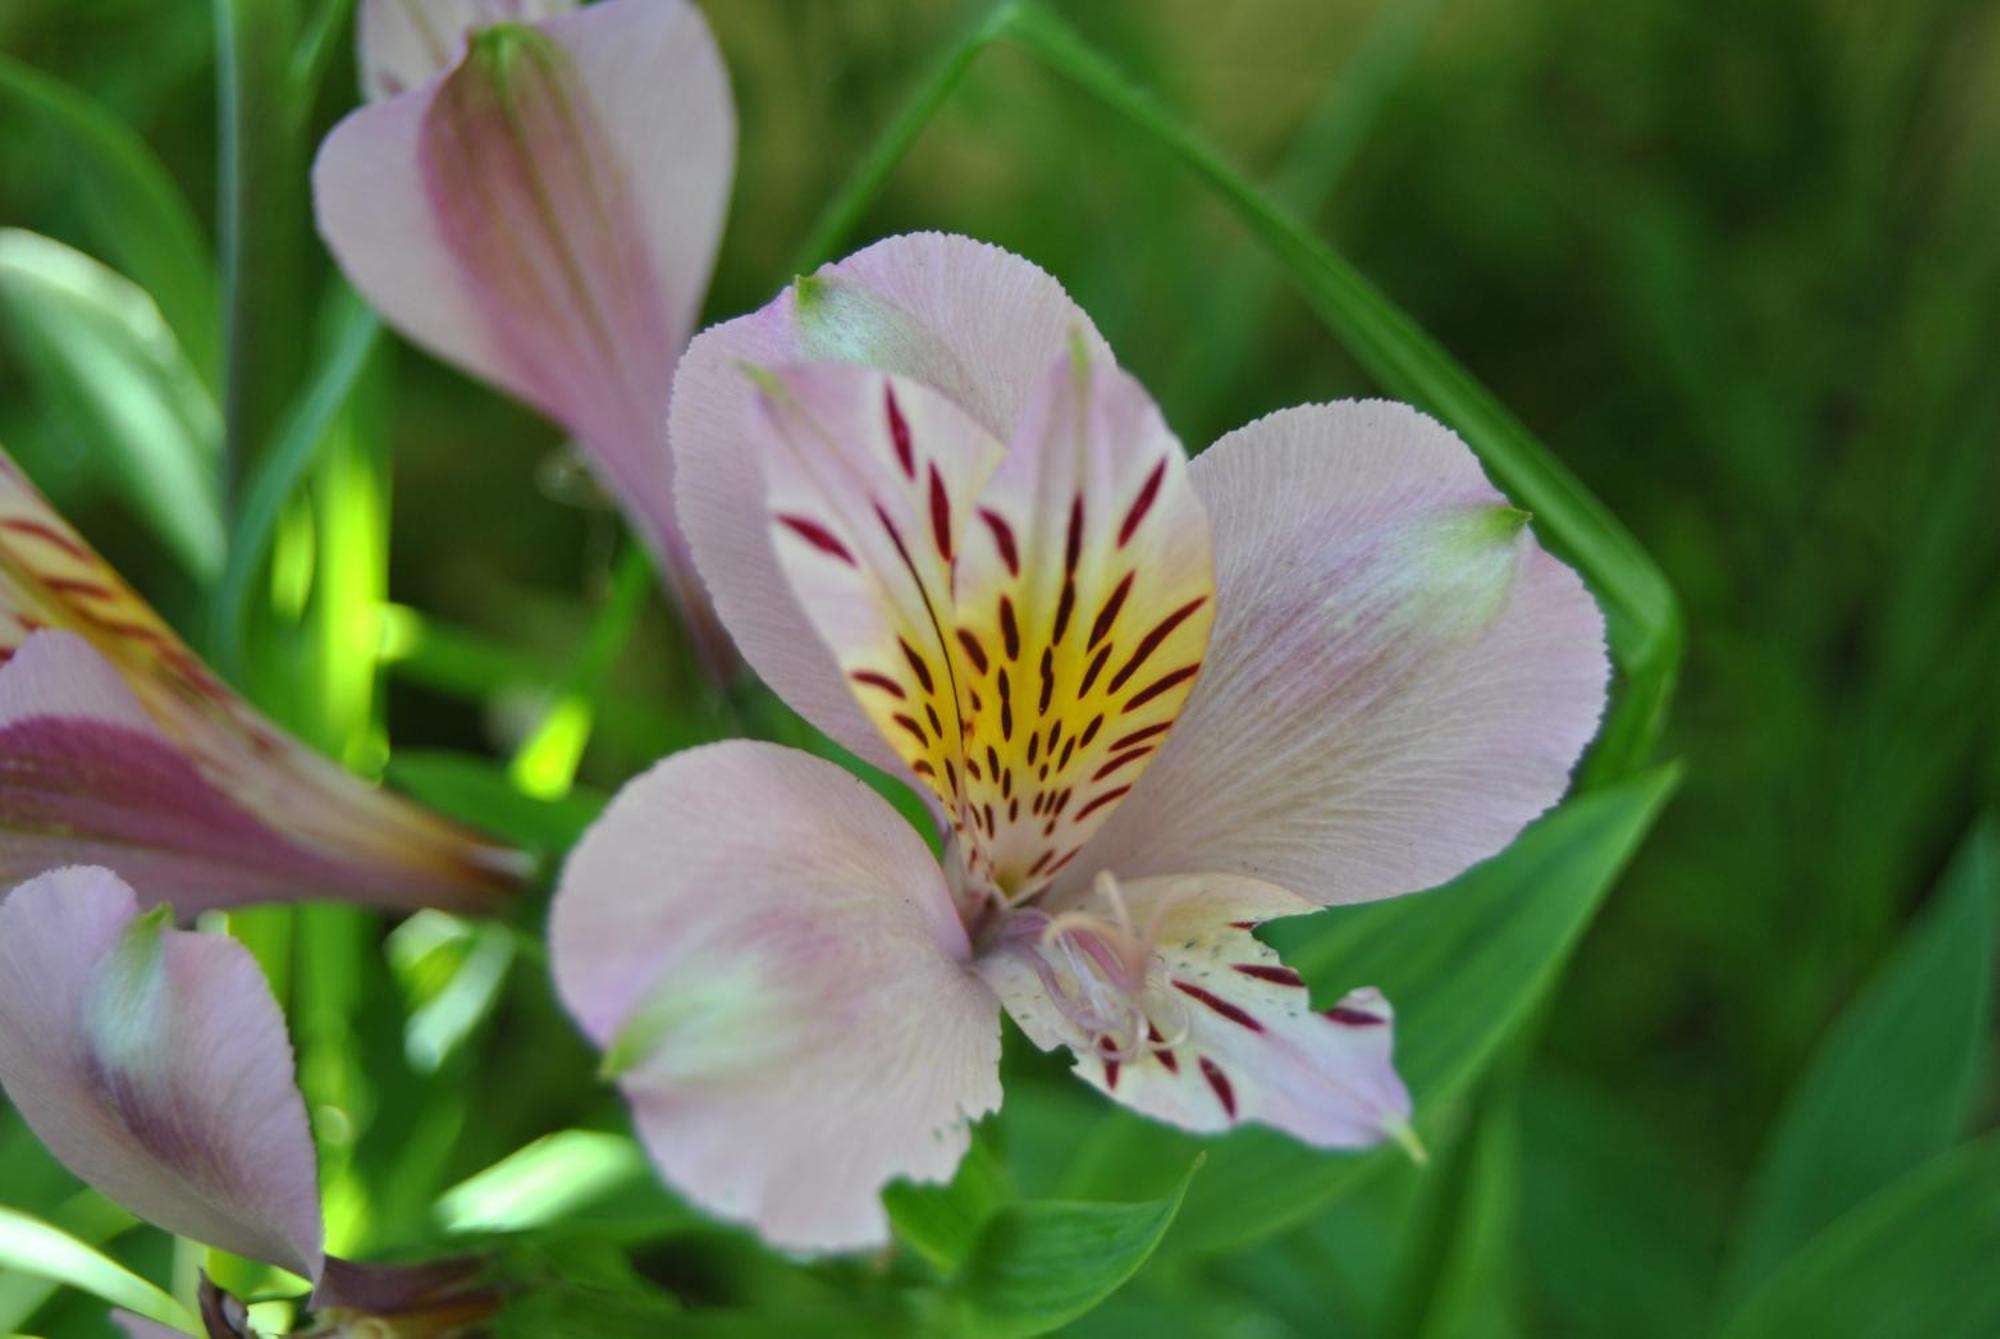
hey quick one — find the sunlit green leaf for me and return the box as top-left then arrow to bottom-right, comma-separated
0,1207 -> 195,1334
0,229 -> 222,581
1723,817 -> 1996,1301
438,1130 -> 697,1241
386,750 -> 607,855
886,1133 -> 1011,1275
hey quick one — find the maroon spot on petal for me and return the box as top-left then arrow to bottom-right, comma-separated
850,670 -> 906,700
1092,747 -> 1155,782
1027,732 -> 1040,764
926,703 -> 944,737
1104,1059 -> 1121,1091
999,670 -> 1015,740
42,576 -> 120,602
884,384 -> 914,478
1050,847 -> 1082,874
986,745 -> 1001,779
1028,849 -> 1055,877
999,596 -> 1021,660
1039,649 -> 1056,715
1200,1058 -> 1237,1117
1064,494 -> 1084,572
1119,459 -> 1168,547
1078,644 -> 1112,697
1234,964 -> 1306,988
892,714 -> 928,748
1009,797 -> 1019,822
1146,1021 -> 1179,1074
955,628 -> 990,674
1228,920 -> 1259,931
967,757 -> 983,782
1174,980 -> 1264,1031
928,463 -> 953,562
899,638 -> 936,694
1058,738 -> 1076,771
775,514 -> 855,565
2,516 -> 94,562
1088,572 -> 1134,649
913,760 -> 936,778
983,802 -> 997,835
944,760 -> 960,795
1053,577 -> 1076,645
1108,597 -> 1208,695
1073,783 -> 1133,823
1325,1007 -> 1388,1027
980,508 -> 1020,576
1109,721 -> 1173,752
1124,663 -> 1202,713
1078,715 -> 1104,749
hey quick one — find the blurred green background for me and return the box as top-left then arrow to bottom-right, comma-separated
2,0 -> 1997,1335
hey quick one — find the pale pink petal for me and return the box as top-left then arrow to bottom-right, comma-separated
357,0 -> 577,100
672,234 -> 1113,768
948,345 -> 1213,899
0,867 -> 323,1278
549,741 -> 1001,1252
977,874 -> 1409,1146
315,0 -> 734,654
1075,402 -> 1609,905
0,455 -> 521,912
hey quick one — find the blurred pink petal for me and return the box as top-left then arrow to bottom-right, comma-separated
112,1314 -> 192,1339
0,453 -> 520,912
0,867 -> 323,1279
1076,401 -> 1609,904
550,741 -> 1002,1252
673,233 -> 1112,765
315,0 -> 734,665
358,0 -> 577,100
979,873 -> 1409,1145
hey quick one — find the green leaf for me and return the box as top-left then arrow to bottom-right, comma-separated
951,1161 -> 1198,1338
0,1206 -> 196,1334
1064,764 -> 1681,1258
1723,817 -> 1997,1301
886,1133 -> 1011,1274
386,750 -> 607,855
0,229 -> 223,582
1719,1133 -> 2000,1339
437,1130 -> 698,1241
0,53 -> 218,385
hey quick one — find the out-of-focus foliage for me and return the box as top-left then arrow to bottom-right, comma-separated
0,0 -> 1995,1335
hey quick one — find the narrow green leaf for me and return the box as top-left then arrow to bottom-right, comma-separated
0,1207 -> 197,1335
952,1161 -> 1198,1338
0,53 -> 219,385
0,229 -> 223,581
438,1130 -> 697,1240
386,749 -> 607,855
1723,818 -> 1996,1300
212,292 -> 382,674
1064,764 -> 1681,1258
1720,1134 -> 2000,1339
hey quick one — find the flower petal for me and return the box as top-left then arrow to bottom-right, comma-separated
978,874 -> 1409,1146
357,0 -> 577,100
1076,402 -> 1609,905
0,867 -> 323,1278
315,0 -> 734,643
746,363 -> 1004,821
672,234 -> 1112,769
950,344 -> 1212,898
549,741 -> 1001,1252
0,454 -> 520,911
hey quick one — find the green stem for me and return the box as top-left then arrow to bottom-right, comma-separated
215,0 -> 307,517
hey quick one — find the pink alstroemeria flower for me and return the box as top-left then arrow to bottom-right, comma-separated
314,0 -> 736,672
0,867 -> 496,1338
549,235 -> 1609,1252
0,451 -> 519,913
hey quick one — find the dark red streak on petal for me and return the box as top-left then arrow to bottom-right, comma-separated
776,514 -> 856,565
1119,460 -> 1168,546
1234,964 -> 1306,988
1088,572 -> 1134,649
1200,1057 -> 1237,1117
1,517 -> 93,562
1325,1007 -> 1388,1027
927,463 -> 953,561
980,509 -> 1020,576
850,670 -> 906,700
1053,577 -> 1076,645
1108,597 -> 1208,694
1174,980 -> 1265,1031
899,639 -> 935,694
999,596 -> 1021,660
1078,645 -> 1112,697
1124,663 -> 1201,713
955,628 -> 990,674
893,714 -> 928,748
1064,494 -> 1084,572
1092,747 -> 1154,782
884,384 -> 914,478
40,576 -> 118,602
1072,783 -> 1133,823
1109,722 -> 1172,752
